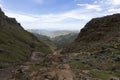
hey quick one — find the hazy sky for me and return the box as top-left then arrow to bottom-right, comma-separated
0,0 -> 120,30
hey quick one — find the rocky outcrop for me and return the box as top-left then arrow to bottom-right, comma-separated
9,52 -> 74,80
0,8 -> 21,26
76,14 -> 120,42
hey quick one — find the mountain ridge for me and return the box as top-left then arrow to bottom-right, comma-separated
63,13 -> 120,53
28,29 -> 79,38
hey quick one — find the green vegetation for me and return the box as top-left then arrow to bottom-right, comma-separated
0,10 -> 52,68
63,14 -> 120,79
91,70 -> 120,80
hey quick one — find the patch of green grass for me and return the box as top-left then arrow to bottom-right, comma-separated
91,70 -> 120,80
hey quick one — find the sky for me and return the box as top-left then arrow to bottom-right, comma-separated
0,0 -> 120,30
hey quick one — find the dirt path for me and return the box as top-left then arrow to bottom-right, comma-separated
2,50 -> 75,80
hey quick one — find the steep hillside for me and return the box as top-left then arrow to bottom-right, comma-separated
51,33 -> 78,49
63,14 -> 120,53
62,14 -> 120,79
0,8 -> 52,68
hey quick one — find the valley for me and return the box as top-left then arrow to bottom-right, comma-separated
0,8 -> 120,80
29,30 -> 79,49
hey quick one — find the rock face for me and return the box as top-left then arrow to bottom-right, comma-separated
63,14 -> 120,53
76,14 -> 120,42
0,8 -> 20,26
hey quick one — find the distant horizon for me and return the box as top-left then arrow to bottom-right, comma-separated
26,28 -> 81,31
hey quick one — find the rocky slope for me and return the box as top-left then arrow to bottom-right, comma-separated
8,51 -> 74,80
62,14 -> 120,79
63,14 -> 120,53
0,8 -> 52,68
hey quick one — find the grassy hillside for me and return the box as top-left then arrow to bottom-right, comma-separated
63,14 -> 120,53
0,8 -> 52,68
62,14 -> 120,79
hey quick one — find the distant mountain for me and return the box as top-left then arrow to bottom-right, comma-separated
29,30 -> 79,49
0,8 -> 52,68
51,33 -> 78,49
28,29 -> 79,38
